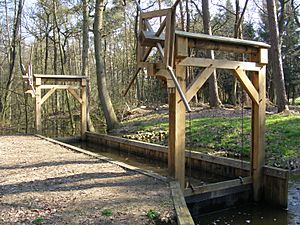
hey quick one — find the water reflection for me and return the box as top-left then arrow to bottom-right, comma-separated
194,174 -> 300,225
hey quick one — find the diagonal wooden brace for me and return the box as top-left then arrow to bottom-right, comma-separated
185,66 -> 215,102
234,69 -> 259,105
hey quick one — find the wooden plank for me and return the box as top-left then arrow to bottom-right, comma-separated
35,78 -> 42,134
176,36 -> 189,58
40,87 -> 57,105
164,10 -> 175,67
188,39 -> 259,54
140,8 -> 170,19
178,58 -> 262,71
34,74 -> 87,79
234,69 -> 259,105
185,183 -> 252,204
263,166 -> 289,179
186,67 -> 215,102
175,30 -> 270,48
259,48 -> 268,64
170,181 -> 195,225
184,177 -> 252,197
81,80 -> 87,140
68,88 -> 82,104
40,85 -> 80,89
251,62 -> 266,202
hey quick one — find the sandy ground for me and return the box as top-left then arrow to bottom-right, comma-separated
0,135 -> 175,225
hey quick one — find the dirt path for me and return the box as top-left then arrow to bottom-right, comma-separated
0,135 -> 175,224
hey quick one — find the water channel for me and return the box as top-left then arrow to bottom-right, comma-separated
67,140 -> 300,225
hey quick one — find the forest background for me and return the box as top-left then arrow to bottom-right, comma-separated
0,0 -> 299,136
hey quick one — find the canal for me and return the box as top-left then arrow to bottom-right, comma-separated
68,140 -> 299,225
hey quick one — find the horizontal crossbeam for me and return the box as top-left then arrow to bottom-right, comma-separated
178,58 -> 263,71
184,176 -> 252,197
40,85 -> 81,89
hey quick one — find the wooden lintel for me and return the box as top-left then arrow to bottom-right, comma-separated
184,177 -> 252,197
68,88 -> 82,104
188,39 -> 259,54
234,69 -> 259,105
176,30 -> 270,49
40,85 -> 80,89
34,74 -> 87,79
185,67 -> 215,102
178,58 -> 262,71
141,8 -> 170,19
40,87 -> 57,105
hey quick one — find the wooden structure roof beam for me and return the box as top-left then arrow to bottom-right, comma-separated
178,58 -> 264,71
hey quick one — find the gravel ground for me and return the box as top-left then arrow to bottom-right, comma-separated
0,135 -> 175,225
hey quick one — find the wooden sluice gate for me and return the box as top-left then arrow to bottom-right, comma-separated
122,0 -> 289,213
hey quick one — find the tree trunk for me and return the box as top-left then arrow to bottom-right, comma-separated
202,0 -> 221,107
82,0 -> 95,132
266,0 -> 289,112
93,0 -> 118,131
1,0 -> 24,120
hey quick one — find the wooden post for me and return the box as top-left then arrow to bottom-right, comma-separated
168,65 -> 186,190
251,50 -> 267,201
164,9 -> 175,67
35,77 -> 42,134
81,79 -> 87,140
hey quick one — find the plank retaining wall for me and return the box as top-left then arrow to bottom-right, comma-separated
85,132 -> 289,208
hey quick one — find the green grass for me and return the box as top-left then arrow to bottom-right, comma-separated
101,208 -> 113,217
126,113 -> 300,161
289,97 -> 300,105
147,209 -> 160,220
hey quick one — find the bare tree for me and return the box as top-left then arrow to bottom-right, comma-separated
93,0 -> 119,131
267,0 -> 289,112
202,0 -> 222,107
1,0 -> 24,120
82,0 -> 95,132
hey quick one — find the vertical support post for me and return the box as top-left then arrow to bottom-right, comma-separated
35,77 -> 42,134
168,65 -> 186,190
251,50 -> 267,201
164,9 -> 175,67
81,78 -> 87,140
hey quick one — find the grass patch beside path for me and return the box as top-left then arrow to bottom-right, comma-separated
122,113 -> 300,164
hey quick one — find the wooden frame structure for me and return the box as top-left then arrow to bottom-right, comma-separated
23,74 -> 87,139
133,3 -> 270,202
